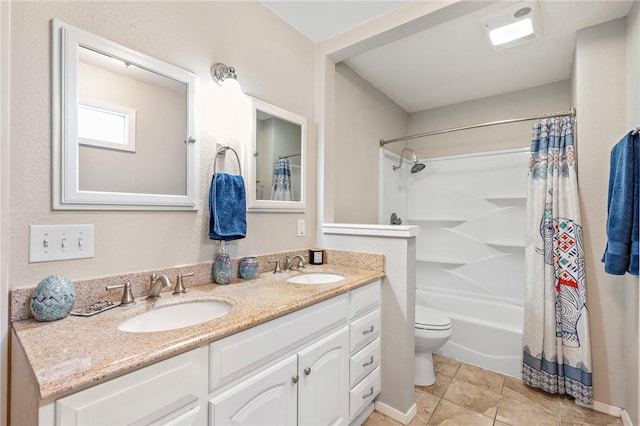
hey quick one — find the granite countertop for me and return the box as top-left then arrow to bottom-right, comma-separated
12,264 -> 384,401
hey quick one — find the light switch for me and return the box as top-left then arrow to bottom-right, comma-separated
29,224 -> 94,263
297,219 -> 305,237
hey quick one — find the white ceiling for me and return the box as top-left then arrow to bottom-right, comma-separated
261,1 -> 633,113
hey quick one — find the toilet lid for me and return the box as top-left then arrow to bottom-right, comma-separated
415,306 -> 451,330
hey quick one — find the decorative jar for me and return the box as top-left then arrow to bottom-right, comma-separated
239,257 -> 259,279
30,275 -> 76,321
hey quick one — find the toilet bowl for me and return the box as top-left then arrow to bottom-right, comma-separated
415,305 -> 453,386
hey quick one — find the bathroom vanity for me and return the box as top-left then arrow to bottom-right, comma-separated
10,265 -> 382,426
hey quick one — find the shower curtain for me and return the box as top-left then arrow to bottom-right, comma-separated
522,116 -> 593,404
271,158 -> 292,201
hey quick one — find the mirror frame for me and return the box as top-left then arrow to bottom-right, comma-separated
247,97 -> 307,212
51,19 -> 199,211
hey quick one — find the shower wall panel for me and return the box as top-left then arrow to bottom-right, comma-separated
410,148 -> 529,377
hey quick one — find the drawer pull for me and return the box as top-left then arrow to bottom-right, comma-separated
362,325 -> 375,335
362,356 -> 375,367
304,367 -> 311,376
362,386 -> 375,399
292,375 -> 299,384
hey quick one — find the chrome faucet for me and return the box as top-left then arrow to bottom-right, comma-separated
285,254 -> 306,271
147,274 -> 172,299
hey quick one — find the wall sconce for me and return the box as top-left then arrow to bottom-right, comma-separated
211,62 -> 241,91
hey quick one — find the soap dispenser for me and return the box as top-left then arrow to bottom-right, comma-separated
213,241 -> 232,284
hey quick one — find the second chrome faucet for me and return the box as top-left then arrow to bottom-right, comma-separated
147,274 -> 172,299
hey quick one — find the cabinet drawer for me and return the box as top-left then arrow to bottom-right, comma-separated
210,295 -> 348,391
349,280 -> 381,320
349,367 -> 380,420
349,308 -> 380,353
349,338 -> 380,388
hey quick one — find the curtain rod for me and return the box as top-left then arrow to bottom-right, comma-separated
379,108 -> 576,147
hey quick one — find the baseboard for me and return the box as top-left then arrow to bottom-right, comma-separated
621,409 -> 633,426
350,403 -> 375,426
374,400 -> 417,425
575,399 -> 622,418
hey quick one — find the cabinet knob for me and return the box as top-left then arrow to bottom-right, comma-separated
362,325 -> 375,335
292,375 -> 299,384
304,367 -> 311,376
362,386 -> 375,399
362,356 -> 375,367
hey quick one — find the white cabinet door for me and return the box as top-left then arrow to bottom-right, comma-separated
297,326 -> 349,426
209,355 -> 297,426
56,348 -> 208,426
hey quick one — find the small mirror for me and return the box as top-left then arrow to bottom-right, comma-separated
51,20 -> 199,210
247,98 -> 306,212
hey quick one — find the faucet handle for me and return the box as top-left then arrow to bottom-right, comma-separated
106,281 -> 136,306
174,272 -> 194,295
268,258 -> 282,273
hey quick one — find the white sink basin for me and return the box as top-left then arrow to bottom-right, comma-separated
118,300 -> 232,333
286,273 -> 345,285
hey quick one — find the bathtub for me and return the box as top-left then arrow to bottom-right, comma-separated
416,290 -> 524,378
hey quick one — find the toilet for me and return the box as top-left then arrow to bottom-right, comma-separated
415,305 -> 453,386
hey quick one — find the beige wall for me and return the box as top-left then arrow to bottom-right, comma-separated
625,3 -> 640,422
1,1 -> 10,423
573,18 -> 630,408
407,80 -> 572,158
8,1 -> 316,289
333,63 -> 408,224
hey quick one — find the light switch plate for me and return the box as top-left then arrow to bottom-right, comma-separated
297,219 -> 305,237
29,224 -> 94,263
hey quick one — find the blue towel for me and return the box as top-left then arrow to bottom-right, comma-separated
209,173 -> 247,242
602,131 -> 639,275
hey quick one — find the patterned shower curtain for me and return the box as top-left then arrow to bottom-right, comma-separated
271,158 -> 292,201
522,116 -> 593,404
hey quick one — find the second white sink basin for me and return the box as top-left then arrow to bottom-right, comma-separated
118,300 -> 232,333
286,273 -> 345,285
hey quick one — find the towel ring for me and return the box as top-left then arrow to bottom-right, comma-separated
214,146 -> 242,175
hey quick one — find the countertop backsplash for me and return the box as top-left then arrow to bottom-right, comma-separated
10,248 -> 384,322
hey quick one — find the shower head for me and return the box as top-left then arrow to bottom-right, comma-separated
411,162 -> 426,173
393,148 -> 425,173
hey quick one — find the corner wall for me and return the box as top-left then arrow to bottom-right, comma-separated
625,2 -> 640,423
334,63 -> 408,224
1,2 -> 10,423
573,17 -> 629,409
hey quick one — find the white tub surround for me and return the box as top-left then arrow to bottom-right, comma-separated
395,148 -> 528,378
322,223 -> 419,425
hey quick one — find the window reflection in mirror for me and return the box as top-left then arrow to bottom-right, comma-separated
77,46 -> 188,196
247,98 -> 306,212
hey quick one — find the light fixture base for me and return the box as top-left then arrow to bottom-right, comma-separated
211,62 -> 238,86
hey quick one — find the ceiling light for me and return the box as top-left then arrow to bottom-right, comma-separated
479,2 -> 541,49
489,18 -> 534,46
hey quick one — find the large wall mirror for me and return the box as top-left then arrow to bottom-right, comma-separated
246,98 -> 306,212
51,20 -> 199,210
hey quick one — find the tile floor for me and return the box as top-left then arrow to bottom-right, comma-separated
363,354 -> 623,426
